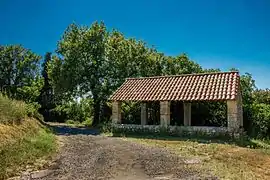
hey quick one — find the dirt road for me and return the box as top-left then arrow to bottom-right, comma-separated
37,124 -> 216,180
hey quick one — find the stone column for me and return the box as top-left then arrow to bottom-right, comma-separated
112,101 -> 121,124
227,94 -> 243,131
141,102 -> 148,125
238,95 -> 244,127
184,103 -> 191,126
160,101 -> 170,127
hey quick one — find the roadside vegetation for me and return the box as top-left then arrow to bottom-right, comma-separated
0,95 -> 56,179
123,136 -> 270,180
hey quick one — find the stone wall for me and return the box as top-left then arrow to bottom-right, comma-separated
111,124 -> 236,137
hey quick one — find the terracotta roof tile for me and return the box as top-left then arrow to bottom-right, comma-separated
110,71 -> 240,101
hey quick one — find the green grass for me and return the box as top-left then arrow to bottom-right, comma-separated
0,128 -> 56,179
0,94 -> 27,124
122,135 -> 270,180
66,118 -> 93,127
0,94 -> 57,179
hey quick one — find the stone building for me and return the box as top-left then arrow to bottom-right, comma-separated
110,71 -> 243,132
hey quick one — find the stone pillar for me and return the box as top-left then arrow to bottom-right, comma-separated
184,103 -> 191,126
160,101 -> 170,127
141,102 -> 147,125
227,94 -> 243,131
238,95 -> 244,127
112,101 -> 121,124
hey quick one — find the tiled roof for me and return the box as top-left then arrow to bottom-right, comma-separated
110,72 -> 240,101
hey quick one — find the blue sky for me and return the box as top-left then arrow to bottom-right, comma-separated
1,0 -> 269,88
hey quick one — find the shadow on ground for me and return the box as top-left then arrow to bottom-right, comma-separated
47,123 -> 100,136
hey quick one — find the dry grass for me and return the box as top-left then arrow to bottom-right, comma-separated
0,119 -> 57,179
0,94 -> 27,125
126,137 -> 270,180
0,95 -> 57,179
0,118 -> 40,146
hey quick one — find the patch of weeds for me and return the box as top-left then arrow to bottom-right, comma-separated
65,119 -> 80,126
0,94 -> 27,124
82,117 -> 93,127
0,129 -> 57,179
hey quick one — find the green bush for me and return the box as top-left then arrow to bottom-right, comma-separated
26,102 -> 43,121
82,117 -> 93,127
251,103 -> 270,137
54,98 -> 93,123
0,94 -> 45,124
66,119 -> 78,125
0,94 -> 27,124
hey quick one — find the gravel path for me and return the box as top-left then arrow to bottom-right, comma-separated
35,124 -> 217,180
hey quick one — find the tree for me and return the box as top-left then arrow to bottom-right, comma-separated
0,45 -> 43,102
253,89 -> 270,104
38,52 -> 55,121
161,54 -> 202,75
55,22 -> 108,125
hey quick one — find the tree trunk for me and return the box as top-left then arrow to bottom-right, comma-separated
92,97 -> 100,126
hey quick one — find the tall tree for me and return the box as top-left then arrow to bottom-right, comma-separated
161,54 -> 202,75
0,45 -> 43,102
56,22 -> 108,125
38,52 -> 55,121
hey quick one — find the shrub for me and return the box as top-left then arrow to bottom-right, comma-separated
251,103 -> 270,137
82,117 -> 93,127
66,119 -> 77,125
53,98 -> 93,123
0,94 -> 27,124
26,102 -> 43,121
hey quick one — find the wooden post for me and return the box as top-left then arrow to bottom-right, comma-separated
141,102 -> 147,125
184,103 -> 191,126
160,101 -> 170,127
112,101 -> 121,124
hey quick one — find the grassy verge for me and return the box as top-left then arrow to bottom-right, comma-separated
119,135 -> 270,179
0,95 -> 57,179
0,120 -> 57,179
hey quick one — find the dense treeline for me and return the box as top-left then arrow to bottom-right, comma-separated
0,22 -> 269,137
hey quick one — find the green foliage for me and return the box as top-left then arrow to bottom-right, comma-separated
161,54 -> 202,75
0,129 -> 56,179
38,52 -> 55,121
241,73 -> 256,105
55,98 -> 93,123
54,22 -> 108,125
82,117 -> 93,127
251,103 -> 270,137
253,89 -> 270,104
0,45 -> 43,102
49,22 -> 206,126
0,94 -> 44,125
0,94 -> 27,124
26,102 -> 43,121
17,76 -> 44,103
65,119 -> 78,125
122,102 -> 141,124
191,101 -> 227,127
